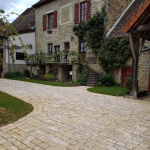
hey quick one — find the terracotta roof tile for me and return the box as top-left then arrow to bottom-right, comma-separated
123,0 -> 150,33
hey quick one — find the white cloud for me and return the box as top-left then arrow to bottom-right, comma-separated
0,0 -> 38,22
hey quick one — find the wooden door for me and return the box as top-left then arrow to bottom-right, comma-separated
79,36 -> 86,61
121,67 -> 131,86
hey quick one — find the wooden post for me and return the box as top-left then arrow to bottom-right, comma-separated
128,32 -> 145,98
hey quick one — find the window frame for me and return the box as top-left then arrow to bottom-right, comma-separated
80,1 -> 87,22
48,13 -> 53,29
55,46 -> 60,54
48,43 -> 53,54
79,36 -> 86,53
16,52 -> 25,60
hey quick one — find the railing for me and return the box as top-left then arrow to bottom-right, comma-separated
25,51 -> 97,65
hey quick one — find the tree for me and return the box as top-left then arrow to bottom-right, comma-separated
0,9 -> 32,67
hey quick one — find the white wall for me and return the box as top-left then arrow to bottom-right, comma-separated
6,32 -> 35,64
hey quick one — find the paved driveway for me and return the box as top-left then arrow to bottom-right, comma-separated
0,79 -> 150,150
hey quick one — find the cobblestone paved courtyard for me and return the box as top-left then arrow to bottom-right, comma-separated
0,79 -> 150,150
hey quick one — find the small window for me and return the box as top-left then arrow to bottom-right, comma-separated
80,2 -> 87,22
55,46 -> 60,54
48,13 -> 53,29
16,52 -> 24,60
48,43 -> 53,54
79,36 -> 86,53
65,43 -> 70,50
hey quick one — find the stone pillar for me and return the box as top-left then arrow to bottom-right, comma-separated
46,65 -> 49,74
72,64 -> 78,82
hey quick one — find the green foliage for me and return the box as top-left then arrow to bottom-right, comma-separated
98,37 -> 131,74
98,74 -> 116,87
4,71 -> 22,78
43,73 -> 55,82
24,69 -> 30,78
73,10 -> 105,55
125,73 -> 132,94
77,77 -> 86,86
33,75 -> 39,80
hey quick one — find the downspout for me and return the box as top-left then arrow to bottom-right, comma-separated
104,0 -> 107,39
7,38 -> 10,72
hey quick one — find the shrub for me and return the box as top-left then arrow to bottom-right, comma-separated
33,75 -> 39,80
4,71 -> 22,78
99,74 -> 116,87
43,73 -> 55,82
24,69 -> 30,78
77,77 -> 86,86
125,73 -> 132,94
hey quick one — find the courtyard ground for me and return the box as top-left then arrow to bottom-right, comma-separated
0,78 -> 150,150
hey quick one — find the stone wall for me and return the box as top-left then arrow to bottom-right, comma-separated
35,0 -> 104,54
138,51 -> 150,91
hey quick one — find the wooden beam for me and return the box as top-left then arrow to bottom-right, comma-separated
139,38 -> 145,55
128,32 -> 136,61
137,23 -> 150,32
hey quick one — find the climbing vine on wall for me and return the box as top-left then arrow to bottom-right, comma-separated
73,7 -> 131,75
73,8 -> 105,56
98,37 -> 131,74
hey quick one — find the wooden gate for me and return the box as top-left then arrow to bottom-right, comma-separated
121,67 -> 131,86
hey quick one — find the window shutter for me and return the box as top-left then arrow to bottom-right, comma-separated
74,3 -> 79,24
53,11 -> 57,28
43,14 -> 46,31
87,0 -> 91,20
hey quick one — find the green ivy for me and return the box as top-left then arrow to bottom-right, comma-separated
98,37 -> 131,74
73,9 -> 105,56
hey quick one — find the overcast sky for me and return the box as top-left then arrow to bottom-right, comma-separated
0,0 -> 38,23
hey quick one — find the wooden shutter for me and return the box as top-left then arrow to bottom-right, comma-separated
87,0 -> 91,20
43,14 -> 46,31
74,3 -> 79,24
53,11 -> 57,28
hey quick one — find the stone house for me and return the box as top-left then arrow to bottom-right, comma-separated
30,0 -> 105,84
31,0 -> 139,85
2,7 -> 36,76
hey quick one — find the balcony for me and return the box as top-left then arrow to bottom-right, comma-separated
25,51 -> 97,65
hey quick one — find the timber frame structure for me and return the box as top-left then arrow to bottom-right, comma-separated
123,0 -> 150,98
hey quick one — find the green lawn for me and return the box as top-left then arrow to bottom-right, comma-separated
8,77 -> 73,87
0,91 -> 33,127
87,86 -> 127,96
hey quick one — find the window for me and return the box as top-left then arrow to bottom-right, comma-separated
16,52 -> 24,60
48,44 -> 53,54
48,13 -> 53,29
80,2 -> 87,22
79,36 -> 86,53
65,43 -> 70,50
55,46 -> 60,54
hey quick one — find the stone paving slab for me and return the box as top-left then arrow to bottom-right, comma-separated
0,78 -> 150,150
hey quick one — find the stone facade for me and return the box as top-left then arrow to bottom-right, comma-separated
34,0 -> 104,82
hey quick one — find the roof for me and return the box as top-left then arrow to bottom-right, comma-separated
107,0 -> 145,38
33,0 -> 54,8
11,7 -> 35,33
123,0 -> 150,33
